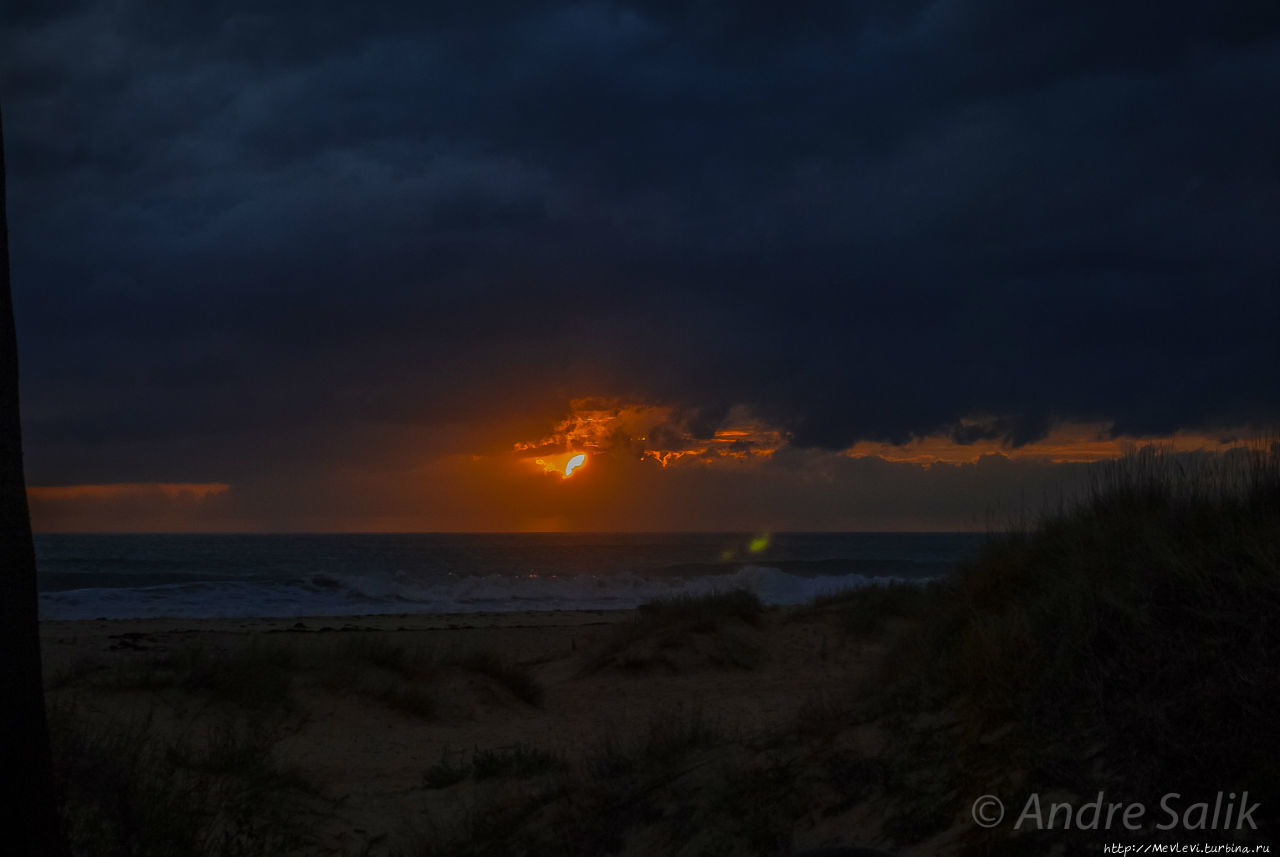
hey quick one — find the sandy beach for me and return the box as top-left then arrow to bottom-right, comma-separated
41,602 -> 915,856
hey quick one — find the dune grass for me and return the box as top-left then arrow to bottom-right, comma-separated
585,589 -> 769,674
416,706 -> 731,857
163,638 -> 300,709
635,588 -> 767,629
420,743 -> 568,790
316,636 -> 545,712
453,649 -> 545,707
314,635 -> 441,718
47,633 -> 548,854
809,579 -> 940,640
85,637 -> 302,711
422,750 -> 471,790
870,441 -> 1280,843
472,744 -> 569,781
585,705 -> 724,782
411,703 -> 872,856
48,699 -> 317,857
76,633 -> 543,720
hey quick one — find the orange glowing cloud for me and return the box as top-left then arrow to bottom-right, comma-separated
641,423 -> 784,467
512,399 -> 674,455
843,422 -> 1242,464
507,399 -> 1249,485
511,399 -> 783,471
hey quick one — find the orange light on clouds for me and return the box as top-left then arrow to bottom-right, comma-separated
512,396 -> 782,471
513,399 -> 677,455
843,422 -> 1244,465
509,398 -> 1254,475
641,425 -> 782,467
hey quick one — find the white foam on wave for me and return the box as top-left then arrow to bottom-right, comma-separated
38,565 -> 922,620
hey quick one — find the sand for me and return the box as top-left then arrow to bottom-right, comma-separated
40,606 -> 916,856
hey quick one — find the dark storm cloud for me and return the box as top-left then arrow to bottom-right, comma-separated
4,0 -> 1279,483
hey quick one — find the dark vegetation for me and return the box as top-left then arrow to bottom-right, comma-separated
48,700 -> 316,857
636,589 -> 767,627
417,706 -> 734,857
67,634 -> 543,719
429,743 -> 570,786
46,634 -> 545,856
454,649 -> 545,707
871,442 -> 1280,848
584,589 -> 769,674
808,580 -> 939,640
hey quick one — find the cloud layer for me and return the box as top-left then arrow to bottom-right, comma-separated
5,1 -> 1279,528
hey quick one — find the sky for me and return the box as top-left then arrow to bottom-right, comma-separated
3,1 -> 1279,532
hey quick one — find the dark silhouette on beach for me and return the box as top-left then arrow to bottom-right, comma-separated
0,102 -> 70,856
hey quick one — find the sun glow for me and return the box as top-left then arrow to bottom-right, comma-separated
564,453 -> 587,477
532,451 -> 589,478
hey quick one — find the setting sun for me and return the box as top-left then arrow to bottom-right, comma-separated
564,453 -> 587,477
530,451 -> 590,478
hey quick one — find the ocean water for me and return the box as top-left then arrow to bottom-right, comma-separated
35,532 -> 985,620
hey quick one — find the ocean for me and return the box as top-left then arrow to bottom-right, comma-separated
35,532 -> 985,620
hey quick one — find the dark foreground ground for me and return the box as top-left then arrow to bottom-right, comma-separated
40,446 -> 1280,856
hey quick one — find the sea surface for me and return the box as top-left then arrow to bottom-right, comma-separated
35,532 -> 986,620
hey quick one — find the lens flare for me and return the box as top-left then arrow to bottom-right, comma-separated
564,453 -> 587,478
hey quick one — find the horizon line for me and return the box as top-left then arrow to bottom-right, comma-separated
31,529 -> 995,536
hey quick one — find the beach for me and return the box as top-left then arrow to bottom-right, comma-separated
41,601 -> 919,856
34,533 -> 986,856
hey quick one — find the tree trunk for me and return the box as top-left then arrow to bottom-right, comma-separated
0,103 -> 71,856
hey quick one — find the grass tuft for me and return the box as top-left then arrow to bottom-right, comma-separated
471,744 -> 569,781
811,580 -> 938,640
585,589 -> 769,674
87,638 -> 300,709
636,588 -> 766,629
49,699 -> 315,857
422,749 -> 471,790
586,705 -> 723,781
453,649 -> 544,707
164,639 -> 300,709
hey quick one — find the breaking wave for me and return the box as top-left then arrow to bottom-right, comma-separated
39,564 -> 925,620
